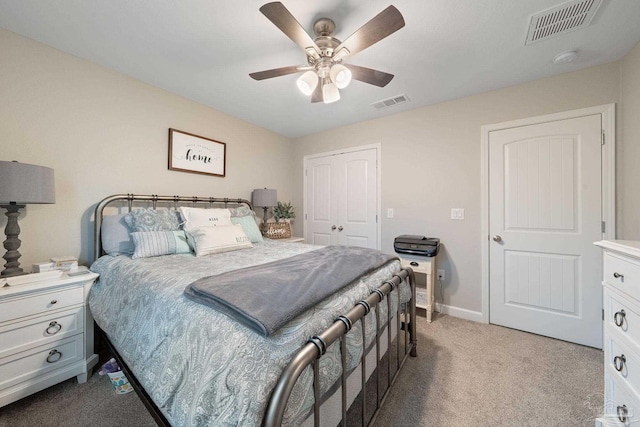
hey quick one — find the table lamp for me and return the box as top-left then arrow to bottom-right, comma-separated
252,188 -> 277,234
0,161 -> 56,277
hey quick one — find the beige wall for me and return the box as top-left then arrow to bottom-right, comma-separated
292,62 -> 621,315
0,29 -> 293,269
620,41 -> 640,240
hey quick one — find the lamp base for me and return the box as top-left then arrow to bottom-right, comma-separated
261,206 -> 269,235
1,204 -> 27,277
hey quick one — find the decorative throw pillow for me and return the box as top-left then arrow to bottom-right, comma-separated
130,230 -> 192,259
186,224 -> 252,256
101,214 -> 134,256
231,216 -> 263,243
124,208 -> 181,232
228,206 -> 255,218
179,207 -> 232,232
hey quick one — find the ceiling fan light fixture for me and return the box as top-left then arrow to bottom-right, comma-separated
330,64 -> 352,89
322,82 -> 340,104
296,70 -> 319,96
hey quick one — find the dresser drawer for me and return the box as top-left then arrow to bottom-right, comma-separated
604,370 -> 640,426
607,332 -> 640,398
605,252 -> 640,300
605,289 -> 640,351
0,335 -> 84,391
0,307 -> 83,359
0,286 -> 83,323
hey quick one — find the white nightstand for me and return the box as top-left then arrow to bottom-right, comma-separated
0,269 -> 99,407
399,256 -> 436,322
277,237 -> 305,243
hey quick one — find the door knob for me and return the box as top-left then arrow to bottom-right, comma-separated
331,225 -> 337,230
492,235 -> 502,243
338,226 -> 343,231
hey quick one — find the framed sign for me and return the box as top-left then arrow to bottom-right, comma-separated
168,128 -> 226,177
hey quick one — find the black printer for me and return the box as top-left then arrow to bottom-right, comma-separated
394,235 -> 440,257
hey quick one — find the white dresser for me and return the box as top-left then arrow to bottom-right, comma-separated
595,240 -> 640,426
0,270 -> 99,407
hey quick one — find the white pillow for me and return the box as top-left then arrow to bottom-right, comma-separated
179,207 -> 232,232
187,224 -> 252,256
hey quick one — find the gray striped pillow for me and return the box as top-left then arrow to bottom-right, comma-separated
130,230 -> 192,259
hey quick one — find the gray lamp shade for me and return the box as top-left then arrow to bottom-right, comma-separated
0,161 -> 56,204
252,188 -> 277,208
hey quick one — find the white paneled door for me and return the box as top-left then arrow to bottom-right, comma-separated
305,147 -> 378,249
489,114 -> 603,348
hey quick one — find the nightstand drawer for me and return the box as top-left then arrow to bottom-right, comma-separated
0,307 -> 83,359
605,252 -> 640,300
0,335 -> 84,391
400,258 -> 433,275
0,286 -> 83,323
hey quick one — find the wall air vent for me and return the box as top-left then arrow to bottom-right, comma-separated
372,94 -> 410,110
525,0 -> 603,45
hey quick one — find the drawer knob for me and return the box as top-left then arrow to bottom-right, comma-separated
617,404 -> 629,423
45,321 -> 62,335
615,310 -> 626,327
614,272 -> 625,280
410,261 -> 419,267
46,349 -> 63,364
614,354 -> 627,372
50,299 -> 58,305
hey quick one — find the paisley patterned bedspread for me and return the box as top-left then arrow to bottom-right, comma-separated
88,240 -> 409,426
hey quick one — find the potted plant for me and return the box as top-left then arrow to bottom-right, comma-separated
273,201 -> 296,223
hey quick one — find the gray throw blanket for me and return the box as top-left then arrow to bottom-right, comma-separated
184,246 -> 397,337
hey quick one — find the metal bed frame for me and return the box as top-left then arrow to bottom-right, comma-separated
92,193 -> 417,427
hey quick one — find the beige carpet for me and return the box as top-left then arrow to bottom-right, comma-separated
0,314 -> 603,426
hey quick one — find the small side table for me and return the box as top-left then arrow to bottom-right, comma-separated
399,256 -> 436,322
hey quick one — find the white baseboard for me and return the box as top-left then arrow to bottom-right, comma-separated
434,303 -> 484,323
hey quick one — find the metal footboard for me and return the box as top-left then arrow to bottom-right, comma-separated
264,267 -> 417,427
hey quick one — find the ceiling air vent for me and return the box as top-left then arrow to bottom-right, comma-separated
372,94 -> 410,110
525,0 -> 603,45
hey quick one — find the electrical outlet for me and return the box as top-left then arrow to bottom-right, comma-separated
387,208 -> 394,218
437,269 -> 445,281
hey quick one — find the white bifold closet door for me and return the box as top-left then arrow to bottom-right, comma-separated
489,114 -> 603,348
305,148 -> 378,249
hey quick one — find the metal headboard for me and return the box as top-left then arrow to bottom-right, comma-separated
94,193 -> 252,261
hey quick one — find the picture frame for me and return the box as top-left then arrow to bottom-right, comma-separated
168,128 -> 226,177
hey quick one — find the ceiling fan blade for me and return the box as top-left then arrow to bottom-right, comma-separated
344,64 -> 394,87
311,82 -> 323,103
249,65 -> 310,80
260,2 -> 321,58
334,6 -> 405,60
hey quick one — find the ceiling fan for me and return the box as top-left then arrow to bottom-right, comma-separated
249,2 -> 405,104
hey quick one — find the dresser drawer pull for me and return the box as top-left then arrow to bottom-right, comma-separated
615,310 -> 626,327
45,321 -> 62,335
46,349 -> 63,363
614,354 -> 627,372
614,272 -> 625,280
617,404 -> 629,423
50,299 -> 58,305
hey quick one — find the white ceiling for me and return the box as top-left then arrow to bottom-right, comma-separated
0,0 -> 639,138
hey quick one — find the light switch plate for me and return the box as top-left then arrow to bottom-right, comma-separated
387,208 -> 394,218
451,208 -> 465,220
